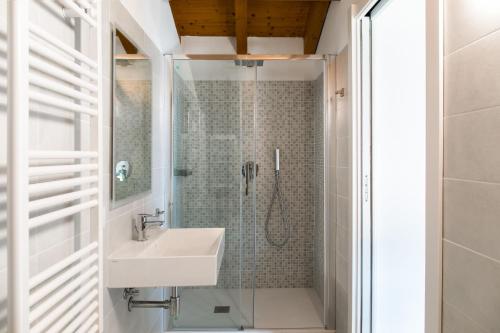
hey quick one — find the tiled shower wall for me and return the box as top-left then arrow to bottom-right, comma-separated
173,74 -> 324,292
253,79 -> 324,289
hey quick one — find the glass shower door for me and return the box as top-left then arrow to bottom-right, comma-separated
170,59 -> 256,330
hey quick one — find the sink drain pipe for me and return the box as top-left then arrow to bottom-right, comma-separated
126,287 -> 180,317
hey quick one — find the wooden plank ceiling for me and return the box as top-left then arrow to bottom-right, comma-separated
169,0 -> 332,54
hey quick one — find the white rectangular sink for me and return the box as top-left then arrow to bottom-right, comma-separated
107,228 -> 225,288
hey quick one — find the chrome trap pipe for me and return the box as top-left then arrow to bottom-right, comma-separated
128,298 -> 171,311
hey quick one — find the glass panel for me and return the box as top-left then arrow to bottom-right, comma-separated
171,60 -> 256,330
170,59 -> 327,330
252,60 -> 325,329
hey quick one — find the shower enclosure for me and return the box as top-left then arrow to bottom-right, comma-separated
170,56 -> 331,330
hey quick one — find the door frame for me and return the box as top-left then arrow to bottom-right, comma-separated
349,0 -> 444,332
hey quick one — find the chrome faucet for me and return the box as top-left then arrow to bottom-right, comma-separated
134,208 -> 166,241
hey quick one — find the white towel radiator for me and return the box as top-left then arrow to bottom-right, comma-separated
7,0 -> 103,331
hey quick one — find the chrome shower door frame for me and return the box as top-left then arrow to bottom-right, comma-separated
167,54 -> 334,330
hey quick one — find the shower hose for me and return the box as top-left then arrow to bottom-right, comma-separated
264,171 -> 291,248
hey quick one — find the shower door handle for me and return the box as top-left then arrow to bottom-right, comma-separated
244,164 -> 249,196
242,162 -> 258,196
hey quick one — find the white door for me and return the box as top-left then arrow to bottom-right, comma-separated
361,0 -> 427,332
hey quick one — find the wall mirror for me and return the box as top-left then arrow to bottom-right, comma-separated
111,27 -> 152,204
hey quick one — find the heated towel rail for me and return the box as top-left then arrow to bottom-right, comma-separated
8,0 -> 102,331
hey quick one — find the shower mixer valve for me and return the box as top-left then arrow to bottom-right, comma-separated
242,161 -> 258,196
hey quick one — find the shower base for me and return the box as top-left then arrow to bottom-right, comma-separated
173,288 -> 324,330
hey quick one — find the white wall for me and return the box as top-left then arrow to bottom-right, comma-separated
317,0 -> 353,55
120,0 -> 179,53
180,36 -> 304,55
180,36 -> 236,54
102,1 -> 169,332
248,36 -> 303,54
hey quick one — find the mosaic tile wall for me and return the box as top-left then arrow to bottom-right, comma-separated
113,80 -> 152,201
173,74 -> 324,291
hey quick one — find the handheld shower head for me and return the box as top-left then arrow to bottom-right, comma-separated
265,147 -> 290,248
275,148 -> 280,174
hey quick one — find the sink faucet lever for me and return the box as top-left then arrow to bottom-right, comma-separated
135,210 -> 166,241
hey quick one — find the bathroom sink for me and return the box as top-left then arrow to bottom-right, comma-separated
106,228 -> 225,288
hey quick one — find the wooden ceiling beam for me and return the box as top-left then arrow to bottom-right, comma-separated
170,0 -> 335,49
303,2 -> 330,54
116,30 -> 138,54
235,0 -> 248,54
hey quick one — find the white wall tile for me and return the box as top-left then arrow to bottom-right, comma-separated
336,196 -> 348,231
336,99 -> 349,139
104,287 -> 164,333
335,285 -> 348,333
444,179 -> 500,261
443,241 -> 500,332
337,136 -> 349,168
444,0 -> 500,55
336,167 -> 349,197
444,106 -> 500,183
334,46 -> 350,333
336,255 -> 348,292
336,225 -> 348,261
442,302 -> 487,333
445,31 -> 500,115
